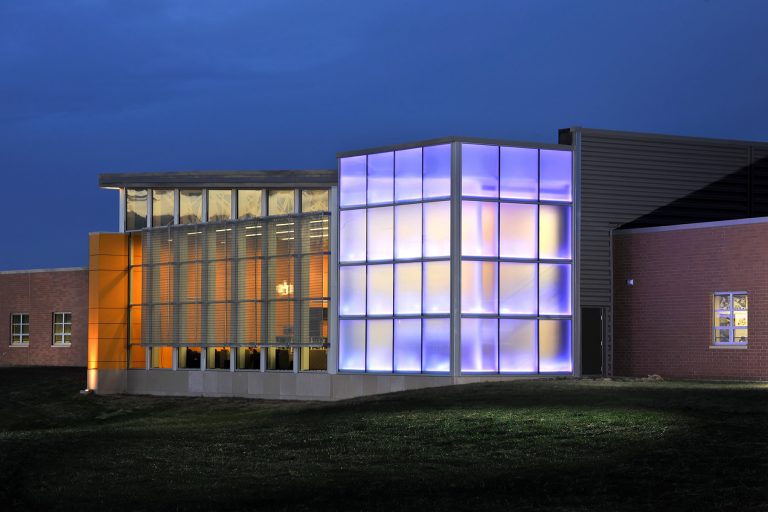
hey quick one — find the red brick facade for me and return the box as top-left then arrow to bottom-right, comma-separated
0,268 -> 88,367
613,221 -> 768,380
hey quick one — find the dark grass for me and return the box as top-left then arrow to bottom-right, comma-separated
1,368 -> 768,511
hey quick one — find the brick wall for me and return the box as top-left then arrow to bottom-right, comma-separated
0,269 -> 88,367
613,222 -> 768,380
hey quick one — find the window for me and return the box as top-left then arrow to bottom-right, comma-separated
713,292 -> 748,345
301,189 -> 329,213
179,190 -> 203,224
10,314 -> 29,345
52,312 -> 72,346
268,190 -> 295,215
125,189 -> 148,230
238,189 -> 263,219
207,190 -> 232,222
152,189 -> 175,227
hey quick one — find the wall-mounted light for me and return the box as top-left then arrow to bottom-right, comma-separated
627,279 -> 635,286
276,280 -> 294,296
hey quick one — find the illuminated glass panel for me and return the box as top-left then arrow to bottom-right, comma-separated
499,319 -> 537,373
238,189 -> 263,219
423,201 -> 450,257
267,347 -> 294,370
395,147 -> 422,202
395,262 -> 421,315
461,318 -> 498,373
539,205 -> 572,260
539,319 -> 572,372
237,347 -> 261,369
367,151 -> 394,204
461,261 -> 498,314
301,189 -> 328,213
339,209 -> 366,262
268,189 -> 295,216
394,319 -> 421,372
422,318 -> 450,372
150,346 -> 173,369
462,201 -> 498,257
540,149 -> 572,201
499,262 -> 537,315
339,320 -> 365,370
126,188 -> 148,230
462,144 -> 498,198
152,189 -> 174,227
499,203 -> 537,258
395,204 -> 422,260
500,146 -> 538,200
339,265 -> 366,316
340,155 -> 367,207
366,319 -> 393,372
539,264 -> 572,315
422,261 -> 451,314
423,144 -> 451,198
367,206 -> 393,261
207,190 -> 232,222
367,264 -> 393,315
179,190 -> 203,224
206,347 -> 231,369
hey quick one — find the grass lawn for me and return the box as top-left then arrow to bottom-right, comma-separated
1,368 -> 767,511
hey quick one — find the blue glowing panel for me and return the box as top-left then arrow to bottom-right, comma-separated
499,203 -> 537,258
394,319 -> 421,372
461,318 -> 498,373
500,146 -> 538,200
462,144 -> 498,198
339,209 -> 366,262
395,147 -> 422,202
539,205 -> 572,260
539,264 -> 572,315
395,204 -> 422,259
422,261 -> 451,314
461,260 -> 498,314
499,262 -> 537,315
395,262 -> 421,315
423,201 -> 451,257
367,264 -> 393,315
540,150 -> 572,202
422,318 -> 450,372
366,319 -> 393,372
339,155 -> 367,207
339,265 -> 366,316
367,151 -> 394,205
339,320 -> 365,371
367,206 -> 393,261
499,319 -> 537,373
423,144 -> 451,198
539,319 -> 572,373
462,201 -> 498,257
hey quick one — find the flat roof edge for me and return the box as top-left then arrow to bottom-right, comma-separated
0,267 -> 87,275
563,126 -> 768,148
336,136 -> 571,158
615,216 -> 768,235
99,169 -> 338,188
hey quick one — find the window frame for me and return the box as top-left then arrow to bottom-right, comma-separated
52,312 -> 72,346
10,313 -> 30,346
712,291 -> 748,347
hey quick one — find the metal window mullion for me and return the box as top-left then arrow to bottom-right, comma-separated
449,142 -> 462,378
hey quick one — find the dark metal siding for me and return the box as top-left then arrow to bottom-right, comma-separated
100,169 -> 337,189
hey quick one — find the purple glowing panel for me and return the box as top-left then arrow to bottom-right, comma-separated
423,144 -> 451,198
339,155 -> 367,207
339,265 -> 366,316
367,264 -> 393,315
462,201 -> 498,257
367,206 -> 393,261
422,318 -> 450,372
339,320 -> 365,371
539,264 -> 572,315
423,201 -> 451,257
395,204 -> 422,259
395,147 -> 422,202
422,261 -> 451,314
539,205 -> 572,260
499,262 -> 537,315
499,319 -> 538,373
540,150 -> 572,202
339,209 -> 366,262
395,262 -> 421,315
461,144 -> 498,198
461,318 -> 498,373
461,260 -> 498,314
394,319 -> 421,372
539,319 -> 572,373
366,319 -> 393,372
367,151 -> 394,205
499,203 -> 537,258
500,147 -> 538,200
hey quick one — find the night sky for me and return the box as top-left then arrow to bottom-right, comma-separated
1,0 -> 766,270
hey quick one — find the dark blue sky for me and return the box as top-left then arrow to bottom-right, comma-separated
1,0 -> 766,270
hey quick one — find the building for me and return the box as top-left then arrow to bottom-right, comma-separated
0,268 -> 88,367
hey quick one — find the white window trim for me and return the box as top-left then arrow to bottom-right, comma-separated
10,313 -> 29,346
52,312 -> 72,347
712,291 -> 748,347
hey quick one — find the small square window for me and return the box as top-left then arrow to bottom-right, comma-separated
712,292 -> 748,346
52,312 -> 72,346
10,313 -> 29,345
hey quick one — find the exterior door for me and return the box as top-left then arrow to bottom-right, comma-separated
581,307 -> 604,375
